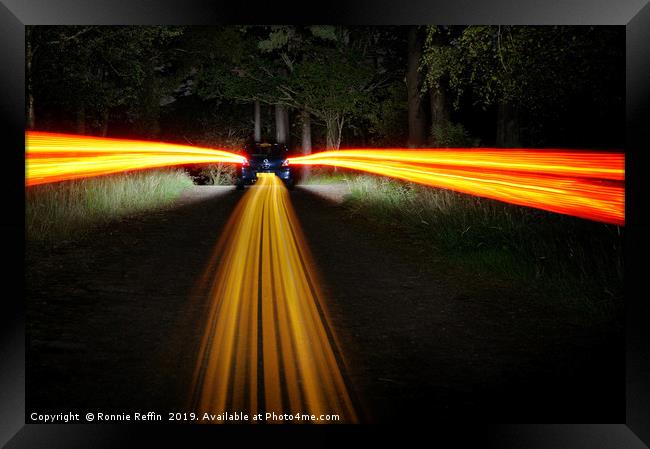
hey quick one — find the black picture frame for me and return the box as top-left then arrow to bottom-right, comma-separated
2,1 -> 649,446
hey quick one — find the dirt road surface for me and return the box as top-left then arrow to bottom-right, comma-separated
26,184 -> 622,423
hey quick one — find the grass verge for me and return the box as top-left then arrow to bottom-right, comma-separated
335,174 -> 623,321
27,169 -> 194,243
299,167 -> 355,185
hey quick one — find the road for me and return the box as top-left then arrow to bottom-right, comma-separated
26,182 -> 622,423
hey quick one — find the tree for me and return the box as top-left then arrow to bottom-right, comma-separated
193,27 -> 293,143
256,25 -> 340,150
406,26 -> 427,147
270,26 -> 395,150
194,26 -> 399,150
419,26 -> 454,146
26,26 -> 96,131
286,45 -> 377,150
253,100 -> 261,141
421,25 -> 623,147
366,81 -> 408,146
29,26 -> 186,137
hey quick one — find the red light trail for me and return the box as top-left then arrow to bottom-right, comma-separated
288,149 -> 624,226
26,131 -> 245,186
25,132 -> 624,225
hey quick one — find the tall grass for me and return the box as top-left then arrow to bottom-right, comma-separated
27,169 -> 194,243
299,167 -> 355,185
343,175 -> 623,319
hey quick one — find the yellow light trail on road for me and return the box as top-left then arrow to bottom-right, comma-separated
190,174 -> 357,423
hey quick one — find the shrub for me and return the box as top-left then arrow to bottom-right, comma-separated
191,163 -> 236,185
431,120 -> 480,147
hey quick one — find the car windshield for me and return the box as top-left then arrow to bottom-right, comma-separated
247,144 -> 288,159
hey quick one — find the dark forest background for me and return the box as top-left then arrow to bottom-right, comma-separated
26,25 -> 624,152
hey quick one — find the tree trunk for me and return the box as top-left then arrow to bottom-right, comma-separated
301,109 -> 312,180
496,99 -> 520,147
254,100 -> 261,142
429,81 -> 449,146
275,103 -> 287,144
325,117 -> 340,150
101,109 -> 109,137
139,62 -> 160,138
336,116 -> 344,150
76,102 -> 86,134
301,110 -> 312,154
325,115 -> 344,172
283,107 -> 290,146
407,26 -> 427,148
26,27 -> 36,130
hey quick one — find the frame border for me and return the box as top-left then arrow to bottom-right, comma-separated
3,1 -> 649,446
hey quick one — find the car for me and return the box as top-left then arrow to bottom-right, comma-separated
235,142 -> 296,190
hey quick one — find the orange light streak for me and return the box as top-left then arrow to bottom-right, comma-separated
25,131 -> 625,225
289,149 -> 625,226
26,131 -> 245,186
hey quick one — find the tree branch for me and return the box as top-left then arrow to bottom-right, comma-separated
47,26 -> 96,45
